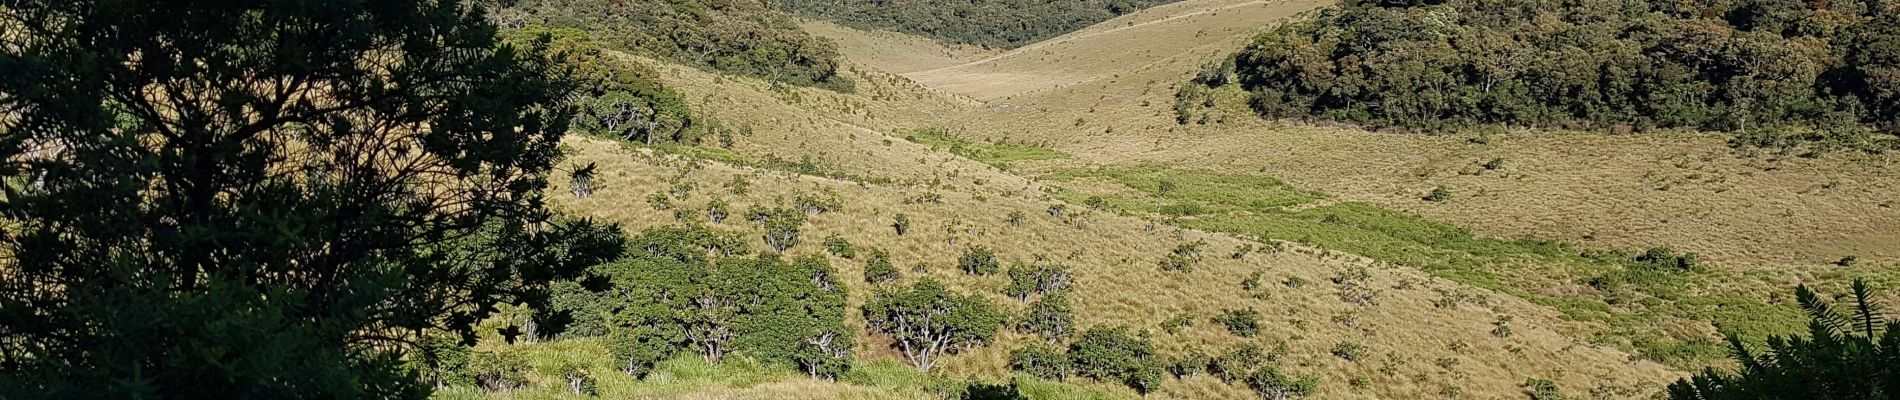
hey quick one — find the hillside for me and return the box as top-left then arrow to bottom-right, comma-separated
16,1 -> 1898,399
817,0 -> 1900,369
778,0 -> 1184,49
442,4 -> 1694,398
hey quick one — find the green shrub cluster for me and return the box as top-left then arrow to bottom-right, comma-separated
1218,0 -> 1900,147
542,225 -> 853,379
499,0 -> 854,91
778,0 -> 1181,48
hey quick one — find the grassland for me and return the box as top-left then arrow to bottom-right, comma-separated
453,0 -> 1900,398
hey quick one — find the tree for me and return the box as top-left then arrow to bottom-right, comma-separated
864,279 -> 1005,371
1666,279 -> 1900,399
0,0 -> 619,397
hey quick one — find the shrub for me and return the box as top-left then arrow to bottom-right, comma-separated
794,190 -> 843,214
1160,240 -> 1206,272
959,246 -> 1000,275
1331,341 -> 1366,362
1170,349 -> 1211,378
1211,344 -> 1265,383
1003,263 -> 1074,301
1423,186 -> 1451,202
1007,211 -> 1026,226
1838,256 -> 1859,267
706,199 -> 730,224
1524,378 -> 1564,400
1249,366 -> 1318,399
468,350 -> 530,391
1333,266 -> 1377,306
757,206 -> 808,253
864,250 -> 900,285
1160,313 -> 1195,335
1213,308 -> 1262,337
864,279 -> 1004,371
1016,294 -> 1075,342
823,235 -> 856,259
1008,343 -> 1071,380
1068,326 -> 1161,391
1633,247 -> 1700,273
893,214 -> 911,236
1491,315 -> 1514,338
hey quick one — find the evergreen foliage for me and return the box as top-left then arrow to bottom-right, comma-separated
1219,0 -> 1900,147
863,279 -> 1006,371
496,0 -> 854,91
778,0 -> 1182,48
0,0 -> 617,396
1667,279 -> 1900,399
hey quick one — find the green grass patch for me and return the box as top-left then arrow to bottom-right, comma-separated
906,129 -> 1069,168
1043,167 -> 1856,370
1044,167 -> 1322,213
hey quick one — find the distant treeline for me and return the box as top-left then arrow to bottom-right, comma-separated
1206,0 -> 1900,147
778,0 -> 1180,48
495,0 -> 854,92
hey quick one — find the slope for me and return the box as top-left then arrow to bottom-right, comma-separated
863,0 -> 1900,371
503,34 -> 1686,399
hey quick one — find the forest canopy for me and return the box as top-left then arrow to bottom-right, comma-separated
1208,0 -> 1900,148
494,0 -> 854,91
778,0 -> 1181,48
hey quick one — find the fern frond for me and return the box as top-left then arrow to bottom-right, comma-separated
1798,284 -> 1850,338
1852,279 -> 1884,339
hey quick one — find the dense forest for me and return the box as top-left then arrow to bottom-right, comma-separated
493,0 -> 855,91
778,0 -> 1181,48
1198,0 -> 1900,147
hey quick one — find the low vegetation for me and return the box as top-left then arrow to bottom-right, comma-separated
496,0 -> 854,91
1210,0 -> 1900,150
778,0 -> 1181,48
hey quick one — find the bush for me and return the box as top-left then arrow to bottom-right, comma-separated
1331,341 -> 1366,362
864,250 -> 901,285
893,214 -> 911,236
1423,186 -> 1451,202
1160,240 -> 1206,272
1249,366 -> 1318,399
1008,343 -> 1071,380
1003,263 -> 1074,301
823,235 -> 856,259
959,246 -> 1001,275
1068,326 -> 1162,392
864,279 -> 1004,371
1160,313 -> 1195,335
1524,378 -> 1564,400
1212,308 -> 1262,337
706,199 -> 730,224
1016,294 -> 1075,342
1211,344 -> 1265,383
468,350 -> 530,391
1170,349 -> 1211,378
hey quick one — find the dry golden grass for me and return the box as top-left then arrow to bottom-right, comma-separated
901,0 -> 1332,100
508,1 -> 1900,397
552,137 -> 1677,399
847,0 -> 1900,270
800,19 -> 1004,75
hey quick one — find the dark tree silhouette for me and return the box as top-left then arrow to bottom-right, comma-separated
1668,279 -> 1900,399
0,0 -> 622,397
